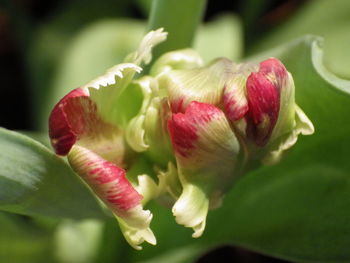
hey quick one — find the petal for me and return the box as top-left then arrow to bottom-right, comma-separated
263,104 -> 315,165
223,74 -> 249,121
150,49 -> 204,76
126,76 -> 174,165
160,58 -> 239,113
67,145 -> 156,249
157,162 -> 182,200
223,63 -> 258,122
168,101 -> 241,236
81,28 -> 168,128
48,88 -> 125,165
125,77 -> 153,152
168,101 -> 240,165
246,58 -> 288,146
246,58 -> 314,163
172,183 -> 208,238
85,63 -> 143,128
49,88 -> 88,155
143,96 -> 174,165
125,28 -> 168,65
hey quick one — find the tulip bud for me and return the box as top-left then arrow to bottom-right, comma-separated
158,55 -> 314,236
48,27 -> 314,249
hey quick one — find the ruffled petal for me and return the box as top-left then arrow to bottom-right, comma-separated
67,145 -> 156,249
125,28 -> 168,65
168,101 -> 241,236
48,87 -> 125,165
263,104 -> 315,165
48,29 -> 168,250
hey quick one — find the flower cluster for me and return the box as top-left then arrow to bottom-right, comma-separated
48,29 -> 314,249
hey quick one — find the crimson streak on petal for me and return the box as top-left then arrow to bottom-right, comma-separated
168,101 -> 222,158
49,88 -> 90,155
246,58 -> 287,146
68,146 -> 143,213
48,87 -> 121,161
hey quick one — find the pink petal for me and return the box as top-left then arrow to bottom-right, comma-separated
48,88 -> 122,162
260,58 -> 288,83
49,88 -> 88,155
246,58 -> 287,146
68,146 -> 142,212
168,101 -> 223,158
223,84 -> 249,121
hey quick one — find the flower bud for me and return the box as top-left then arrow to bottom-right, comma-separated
48,27 -> 314,249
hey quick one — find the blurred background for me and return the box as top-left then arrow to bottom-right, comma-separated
1,0 -> 349,262
0,0 -> 311,131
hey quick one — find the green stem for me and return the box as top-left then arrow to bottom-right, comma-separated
147,0 -> 207,61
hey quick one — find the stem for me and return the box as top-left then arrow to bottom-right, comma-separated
147,0 -> 207,61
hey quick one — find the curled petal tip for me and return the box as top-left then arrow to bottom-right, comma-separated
48,88 -> 89,155
172,184 -> 208,238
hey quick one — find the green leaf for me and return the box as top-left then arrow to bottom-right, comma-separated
0,128 -> 104,219
194,14 -> 243,63
250,0 -> 350,79
0,212 -> 55,263
207,134 -> 350,263
54,219 -> 103,263
146,0 -> 207,62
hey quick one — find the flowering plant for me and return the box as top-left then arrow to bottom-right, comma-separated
1,0 -> 350,262
48,28 -> 314,249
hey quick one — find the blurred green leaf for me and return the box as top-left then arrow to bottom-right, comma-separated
93,218 -> 130,263
250,0 -> 350,79
0,128 -> 104,219
0,212 -> 55,263
194,14 -> 243,62
54,219 -> 103,263
136,0 -> 153,16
